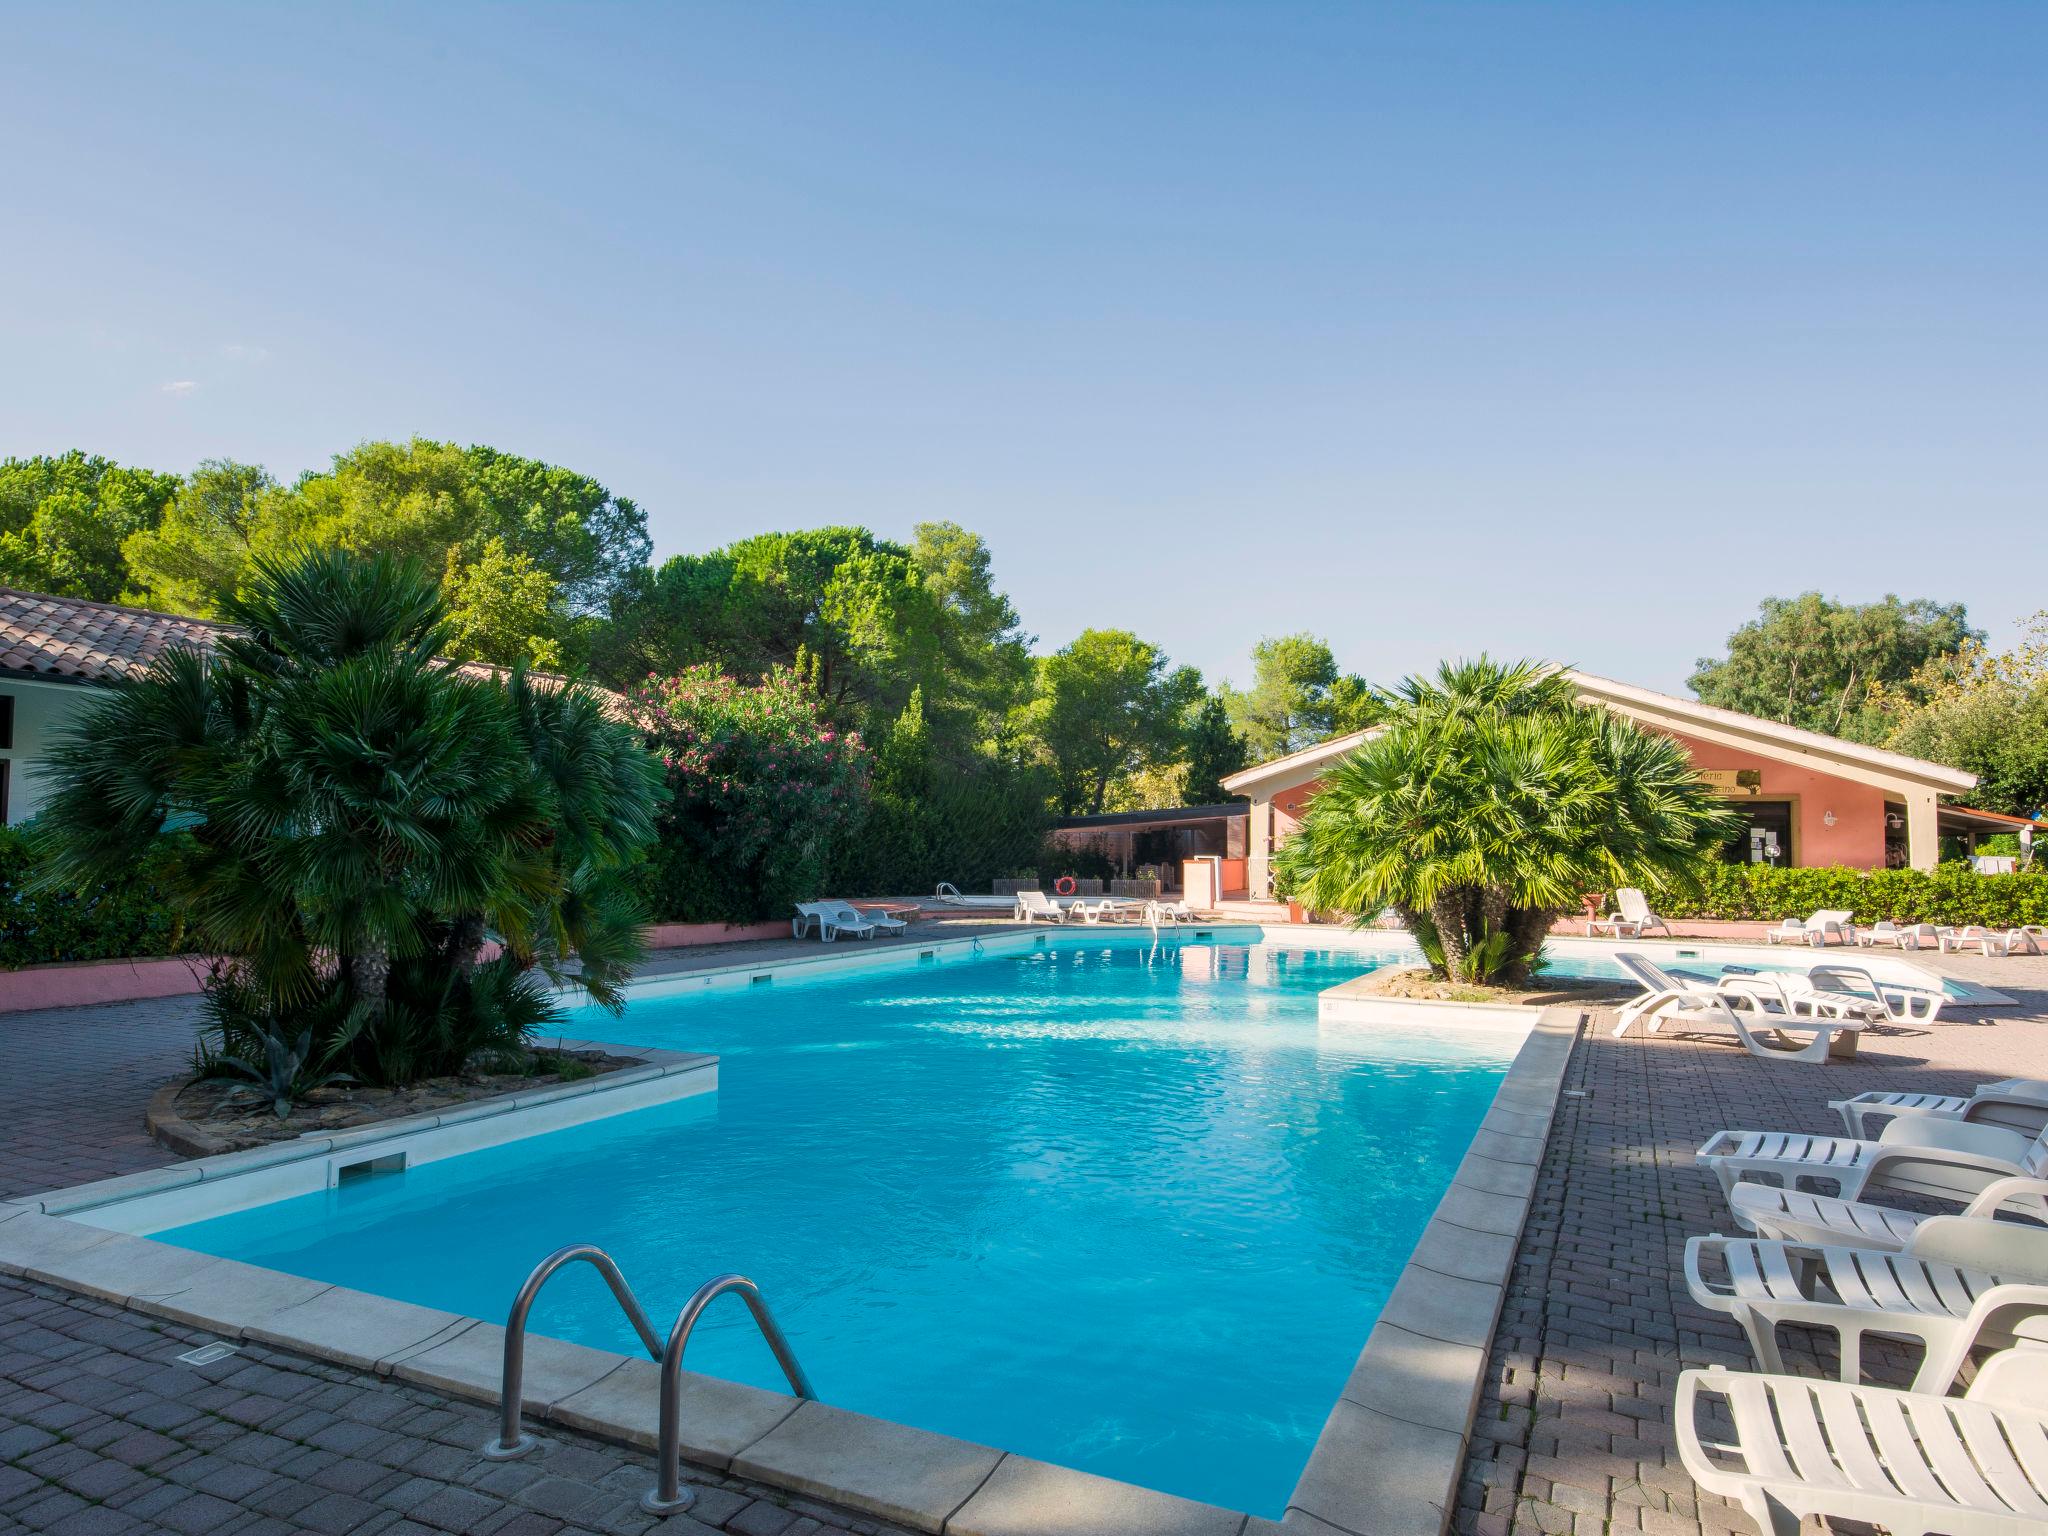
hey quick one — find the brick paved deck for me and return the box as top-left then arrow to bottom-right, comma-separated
0,1273 -> 909,1536
4,942 -> 2045,1536
1453,952 -> 2048,1536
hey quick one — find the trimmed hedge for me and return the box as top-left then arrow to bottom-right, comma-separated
1656,860 -> 2048,926
0,825 -> 191,969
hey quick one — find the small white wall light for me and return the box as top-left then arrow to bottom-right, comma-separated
1823,810 -> 1838,827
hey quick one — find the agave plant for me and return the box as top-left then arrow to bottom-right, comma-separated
1274,658 -> 1738,985
218,1025 -> 354,1120
33,547 -> 663,1086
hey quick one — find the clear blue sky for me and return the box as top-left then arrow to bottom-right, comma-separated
3,2 -> 2042,693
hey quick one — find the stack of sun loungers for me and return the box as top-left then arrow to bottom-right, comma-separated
1676,1076 -> 2048,1534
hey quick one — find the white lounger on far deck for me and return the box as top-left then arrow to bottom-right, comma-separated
934,882 -> 1021,909
1014,890 -> 1071,924
1675,1323 -> 2048,1536
1765,910 -> 1857,947
793,901 -> 904,941
1586,887 -> 1673,939
1611,953 -> 1866,1062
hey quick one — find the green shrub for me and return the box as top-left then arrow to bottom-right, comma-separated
0,824 -> 191,969
829,767 -> 1052,896
1653,860 -> 2048,926
635,665 -> 874,922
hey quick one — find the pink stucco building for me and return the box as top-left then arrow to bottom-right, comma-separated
1219,670 -> 1987,900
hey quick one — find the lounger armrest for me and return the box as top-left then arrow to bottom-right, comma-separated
1960,1177 -> 2048,1220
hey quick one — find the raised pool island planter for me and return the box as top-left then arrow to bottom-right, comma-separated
2,929 -> 1584,1536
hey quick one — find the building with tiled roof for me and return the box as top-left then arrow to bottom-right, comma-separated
0,588 -> 228,686
0,587 -> 626,824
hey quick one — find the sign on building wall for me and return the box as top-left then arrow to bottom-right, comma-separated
1698,769 -> 1765,796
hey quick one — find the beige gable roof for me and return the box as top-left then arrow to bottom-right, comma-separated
1219,669 -> 1977,799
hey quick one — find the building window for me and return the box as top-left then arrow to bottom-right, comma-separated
0,693 -> 13,750
1717,799 -> 1795,866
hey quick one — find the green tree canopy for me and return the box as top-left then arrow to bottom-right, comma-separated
1018,629 -> 1205,815
1221,632 -> 1381,758
1688,593 -> 1979,743
1274,658 -> 1737,985
1182,695 -> 1249,804
1876,612 -> 2048,818
0,451 -> 181,601
123,439 -> 650,669
603,523 -> 1036,772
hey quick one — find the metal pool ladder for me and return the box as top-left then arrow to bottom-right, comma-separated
480,1243 -> 815,1515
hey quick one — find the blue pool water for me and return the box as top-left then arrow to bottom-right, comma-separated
160,936 -> 1521,1515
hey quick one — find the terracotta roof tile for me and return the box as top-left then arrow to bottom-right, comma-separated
0,588 -> 226,684
0,587 -> 626,712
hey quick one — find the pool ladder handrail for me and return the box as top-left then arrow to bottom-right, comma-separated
480,1242 -> 816,1515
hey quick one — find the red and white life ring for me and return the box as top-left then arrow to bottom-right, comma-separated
1054,876 -> 1077,896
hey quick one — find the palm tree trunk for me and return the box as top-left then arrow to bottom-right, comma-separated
1499,907 -> 1557,987
1428,892 -> 1472,981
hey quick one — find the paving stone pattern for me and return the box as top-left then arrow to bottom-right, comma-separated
1453,955 -> 2048,1536
0,1276 -> 907,1536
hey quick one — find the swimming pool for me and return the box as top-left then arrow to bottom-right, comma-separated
156,935 -> 1521,1515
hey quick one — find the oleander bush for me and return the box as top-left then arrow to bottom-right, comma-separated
1653,860 -> 2048,926
0,825 -> 192,969
633,664 -> 873,924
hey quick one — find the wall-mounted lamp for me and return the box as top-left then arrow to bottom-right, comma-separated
1823,810 -> 1838,827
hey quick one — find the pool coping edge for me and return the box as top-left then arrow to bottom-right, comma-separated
1280,1004 -> 1586,1536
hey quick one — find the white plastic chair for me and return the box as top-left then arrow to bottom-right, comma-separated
1730,1176 -> 2048,1254
1697,1118 -> 2048,1210
1685,1217 -> 2048,1393
1675,1318 -> 2048,1536
1830,1078 -> 2048,1139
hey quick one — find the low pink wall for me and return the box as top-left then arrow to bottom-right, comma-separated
643,920 -> 790,948
1665,729 -> 1889,868
0,955 -> 210,1014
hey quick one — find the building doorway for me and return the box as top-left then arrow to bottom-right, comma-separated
1717,799 -> 1795,866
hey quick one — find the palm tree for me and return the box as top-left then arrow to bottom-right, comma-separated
34,547 -> 662,1086
1273,658 -> 1737,985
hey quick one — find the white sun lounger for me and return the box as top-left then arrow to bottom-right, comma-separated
1940,924 -> 2048,958
1697,1118 -> 2048,1210
1685,1217 -> 2048,1393
1013,890 -> 1071,924
1729,1176 -> 2048,1253
792,901 -> 903,941
1611,953 -> 1865,1062
1857,919 -> 1943,951
1675,1320 -> 2048,1536
1146,899 -> 1197,924
1587,887 -> 1674,939
1075,897 -> 1145,925
934,882 -> 1021,909
1830,1078 -> 2048,1139
1766,910 -> 1858,947
1802,963 -> 1946,1024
